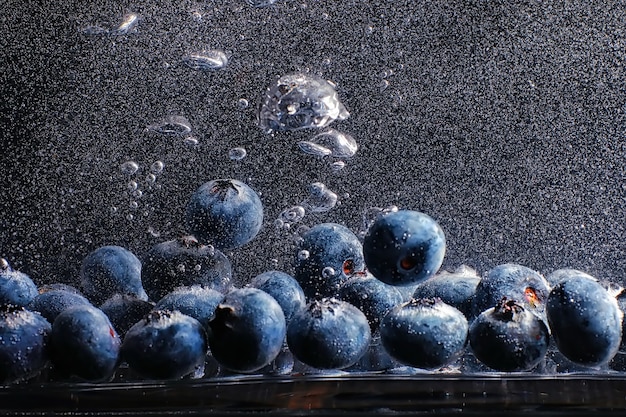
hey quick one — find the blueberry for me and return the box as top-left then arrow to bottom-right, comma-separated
154,286 -> 224,329
287,298 -> 371,370
294,223 -> 365,299
0,259 -> 38,307
27,289 -> 92,324
412,265 -> 480,319
469,298 -> 550,372
121,310 -> 208,380
80,245 -> 147,305
208,288 -> 286,373
38,283 -> 82,294
99,294 -> 155,339
50,304 -> 121,381
362,210 -> 446,286
248,270 -> 306,323
471,263 -> 550,321
337,272 -> 403,333
546,272 -> 622,367
141,235 -> 232,302
0,304 -> 51,384
185,179 -> 263,250
380,298 -> 468,370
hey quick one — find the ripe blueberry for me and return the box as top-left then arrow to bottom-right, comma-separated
99,294 -> 155,339
0,259 -> 38,307
362,210 -> 445,286
27,289 -> 92,324
185,179 -> 263,250
154,285 -> 224,329
248,270 -> 306,323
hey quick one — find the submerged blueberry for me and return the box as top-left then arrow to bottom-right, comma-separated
293,223 -> 365,300
208,288 -> 286,373
80,245 -> 147,305
0,259 -> 38,307
99,294 -> 155,339
287,298 -> 371,370
469,298 -> 550,372
185,179 -> 263,250
546,272 -> 622,367
27,289 -> 92,324
380,298 -> 468,370
154,286 -> 224,329
121,310 -> 208,380
50,304 -> 121,381
248,270 -> 306,323
363,210 -> 446,286
141,235 -> 232,302
0,304 -> 51,385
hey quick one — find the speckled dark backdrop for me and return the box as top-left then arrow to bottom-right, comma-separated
1,0 -> 624,290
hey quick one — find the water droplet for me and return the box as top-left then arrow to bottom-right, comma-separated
147,115 -> 192,135
246,0 -> 278,7
297,141 -> 332,157
120,161 -> 139,175
298,250 -> 310,260
322,266 -> 336,278
150,160 -> 165,174
309,129 -> 358,158
331,161 -> 346,171
302,182 -> 338,213
228,147 -> 247,161
257,73 -> 349,133
237,98 -> 249,109
127,181 -> 138,192
146,174 -> 156,184
184,136 -> 199,146
279,205 -> 306,223
183,50 -> 228,71
111,12 -> 140,36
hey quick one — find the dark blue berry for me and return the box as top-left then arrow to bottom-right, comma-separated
337,272 -> 403,332
362,210 -> 446,286
0,304 -> 51,384
154,286 -> 224,329
546,272 -> 622,367
412,265 -> 480,319
141,235 -> 232,302
248,270 -> 306,323
99,294 -> 155,339
121,310 -> 208,380
294,223 -> 365,299
50,304 -> 121,381
0,259 -> 38,307
208,288 -> 286,373
380,298 -> 468,370
287,298 -> 371,370
80,245 -> 147,305
27,289 -> 92,324
185,179 -> 263,250
469,298 -> 550,372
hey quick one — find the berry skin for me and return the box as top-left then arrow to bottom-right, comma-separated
362,210 -> 446,286
154,286 -> 224,329
546,272 -> 622,367
294,223 -> 365,299
380,298 -> 468,370
141,235 -> 232,302
208,288 -> 286,373
99,294 -> 155,339
412,265 -> 480,319
0,304 -> 51,384
337,273 -> 403,333
185,179 -> 263,250
469,298 -> 550,372
0,259 -> 38,307
121,310 -> 208,380
50,304 -> 121,381
248,270 -> 306,323
27,289 -> 92,324
471,263 -> 550,321
287,298 -> 371,370
80,245 -> 147,305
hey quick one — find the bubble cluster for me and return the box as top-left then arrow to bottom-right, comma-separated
257,73 -> 349,133
182,50 -> 228,71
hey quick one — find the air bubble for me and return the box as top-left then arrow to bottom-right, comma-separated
146,174 -> 156,184
257,73 -> 349,133
279,205 -> 306,223
147,227 -> 160,237
132,190 -> 143,198
150,161 -> 165,174
183,50 -> 228,71
379,79 -> 390,92
129,201 -> 138,209
298,250 -> 310,260
228,147 -> 247,161
120,161 -> 139,175
147,115 -> 192,135
331,161 -> 346,171
309,129 -> 358,158
322,266 -> 336,278
177,264 -> 186,273
237,98 -> 249,109
246,0 -> 278,7
274,219 -> 285,229
302,182 -> 338,213
111,12 -> 140,35
297,141 -> 332,157
110,206 -> 118,214
127,181 -> 138,192
0,259 -> 9,271
206,245 -> 215,257
184,136 -> 199,146
194,264 -> 202,272
126,214 -> 134,220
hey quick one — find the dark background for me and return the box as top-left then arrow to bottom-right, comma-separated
1,0 -> 624,290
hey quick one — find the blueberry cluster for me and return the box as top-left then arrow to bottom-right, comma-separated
0,182 -> 624,384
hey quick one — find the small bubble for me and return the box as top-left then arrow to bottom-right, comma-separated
270,258 -> 279,268
0,259 -> 10,271
147,115 -> 192,135
379,79 -> 390,92
194,264 -> 202,272
302,182 -> 338,213
184,136 -> 199,146
365,25 -> 374,35
129,201 -> 138,209
298,141 -> 332,157
111,12 -> 140,36
331,161 -> 346,171
237,98 -> 249,109
151,161 -> 165,174
120,161 -> 139,175
147,227 -> 160,237
322,266 -> 335,278
183,50 -> 228,71
127,181 -> 138,192
298,250 -> 310,260
126,214 -> 134,220
229,147 -> 247,161
274,218 -> 285,229
146,174 -> 156,184
206,245 -> 215,257
247,0 -> 278,7
132,190 -> 143,198
177,264 -> 186,273
279,205 -> 306,223
110,206 -> 118,214
308,129 -> 358,158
